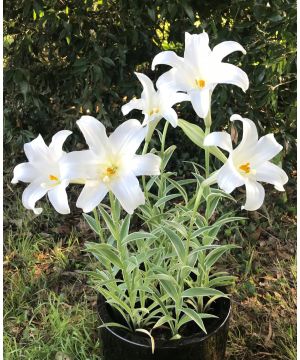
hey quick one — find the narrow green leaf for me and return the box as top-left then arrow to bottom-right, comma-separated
180,308 -> 207,333
152,315 -> 174,329
159,279 -> 179,303
166,178 -> 188,204
178,119 -> 227,162
155,193 -> 181,207
85,243 -> 122,269
161,145 -> 176,170
122,231 -> 155,245
182,287 -> 225,298
98,322 -> 130,331
120,214 -> 131,241
136,329 -> 155,354
162,227 -> 185,263
83,213 -> 99,234
98,206 -> 117,238
205,245 -> 238,269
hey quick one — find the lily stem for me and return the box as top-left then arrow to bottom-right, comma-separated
161,121 -> 169,155
142,140 -> 150,198
186,183 -> 205,260
109,192 -> 134,310
204,125 -> 211,178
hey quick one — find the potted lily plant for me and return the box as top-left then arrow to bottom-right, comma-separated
12,31 -> 288,360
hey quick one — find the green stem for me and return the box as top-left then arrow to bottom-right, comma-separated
93,208 -> 105,243
204,126 -> 211,178
161,121 -> 169,155
204,92 -> 212,178
185,183 -> 205,260
142,140 -> 150,198
109,192 -> 134,308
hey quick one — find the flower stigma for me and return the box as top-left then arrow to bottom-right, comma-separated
102,165 -> 118,183
49,174 -> 59,181
195,79 -> 206,89
239,162 -> 251,174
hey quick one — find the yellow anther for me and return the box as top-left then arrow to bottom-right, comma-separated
106,166 -> 117,176
49,174 -> 59,181
195,79 -> 206,88
239,162 -> 251,174
149,107 -> 160,116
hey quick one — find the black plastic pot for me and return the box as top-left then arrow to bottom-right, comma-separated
97,296 -> 231,360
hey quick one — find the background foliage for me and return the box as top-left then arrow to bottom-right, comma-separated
4,0 -> 296,174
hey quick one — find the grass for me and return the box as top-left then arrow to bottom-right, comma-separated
4,176 -> 296,359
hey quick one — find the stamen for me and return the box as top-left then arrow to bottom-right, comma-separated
239,162 -> 251,174
106,167 -> 117,176
195,79 -> 206,88
49,174 -> 59,181
101,165 -> 118,183
149,107 -> 160,116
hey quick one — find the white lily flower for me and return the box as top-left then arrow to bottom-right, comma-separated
12,131 -> 72,215
152,32 -> 249,119
204,114 -> 288,211
121,72 -> 189,128
61,116 -> 161,214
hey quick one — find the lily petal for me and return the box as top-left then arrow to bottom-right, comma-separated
131,154 -> 161,176
48,180 -> 70,214
60,150 -> 99,181
49,130 -> 72,160
110,172 -> 145,214
168,92 -> 190,107
156,68 -> 190,92
212,41 -> 246,62
230,115 -> 258,158
217,160 -> 245,194
122,98 -> 144,116
151,51 -> 184,71
250,134 -> 283,166
24,135 -> 50,163
109,119 -> 146,156
211,63 -> 249,92
76,182 -> 108,213
77,115 -> 111,155
12,162 -> 39,184
161,108 -> 178,127
204,132 -> 233,153
135,72 -> 156,104
184,32 -> 211,68
242,179 -> 265,211
255,161 -> 288,191
189,88 -> 210,119
22,180 -> 48,214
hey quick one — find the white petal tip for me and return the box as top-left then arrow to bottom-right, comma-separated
33,208 -> 43,215
121,105 -> 128,115
11,178 -> 18,184
275,184 -> 285,192
82,208 -> 93,213
230,114 -> 243,122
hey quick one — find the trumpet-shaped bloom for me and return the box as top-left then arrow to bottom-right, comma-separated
121,72 -> 189,128
61,116 -> 161,214
152,32 -> 249,119
12,131 -> 72,214
204,114 -> 288,211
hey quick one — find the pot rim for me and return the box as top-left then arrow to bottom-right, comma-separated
97,295 -> 231,350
